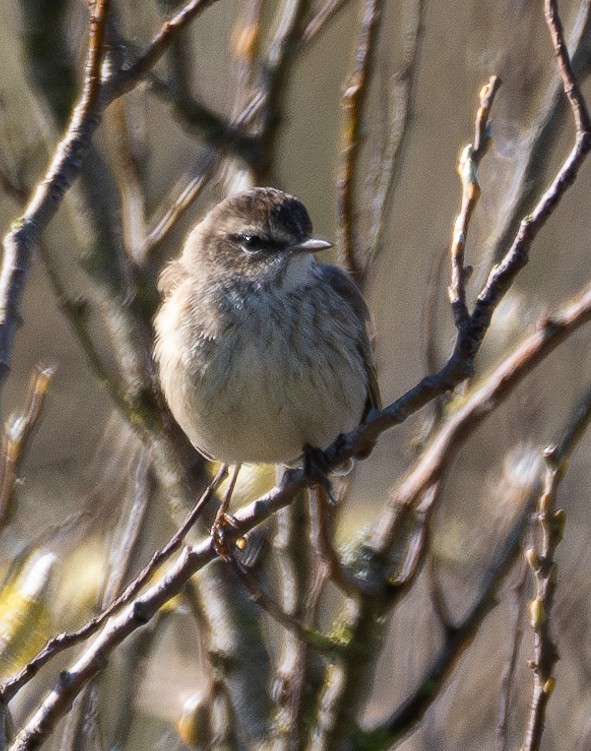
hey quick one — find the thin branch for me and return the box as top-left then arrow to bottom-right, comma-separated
544,0 -> 591,135
449,76 -> 501,327
308,486 -> 364,597
466,5 -> 591,358
0,366 -> 53,525
82,0 -> 111,113
522,382 -> 591,751
302,0 -> 353,44
104,98 -> 148,266
336,0 -> 385,278
271,494 -> 311,749
256,0 -> 311,179
102,449 -> 153,608
230,0 -> 264,109
112,0 -> 218,97
145,152 -> 217,252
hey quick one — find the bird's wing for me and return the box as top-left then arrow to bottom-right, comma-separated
316,264 -> 381,415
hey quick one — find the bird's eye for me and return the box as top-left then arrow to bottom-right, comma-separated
230,233 -> 266,256
241,234 -> 263,250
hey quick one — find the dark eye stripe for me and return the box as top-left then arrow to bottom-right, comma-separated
229,233 -> 289,254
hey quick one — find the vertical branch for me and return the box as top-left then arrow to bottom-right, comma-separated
449,76 -> 500,328
522,384 -> 591,751
495,561 -> 527,751
522,458 -> 562,751
336,0 -> 384,278
104,99 -> 148,266
81,0 -> 111,111
231,0 -> 264,105
0,366 -> 53,526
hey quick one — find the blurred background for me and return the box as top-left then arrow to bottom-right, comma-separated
1,0 -> 591,749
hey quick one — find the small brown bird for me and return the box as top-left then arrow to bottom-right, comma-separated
154,187 -> 380,467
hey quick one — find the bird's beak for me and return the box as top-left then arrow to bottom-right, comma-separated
289,236 -> 333,254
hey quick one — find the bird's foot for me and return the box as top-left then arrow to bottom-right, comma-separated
211,509 -> 240,562
303,444 -> 336,505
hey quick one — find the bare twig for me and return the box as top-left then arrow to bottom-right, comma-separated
308,486 -> 364,597
104,98 -> 148,265
544,0 -> 591,136
145,152 -> 217,252
102,449 -> 153,608
336,0 -> 385,277
82,0 -> 111,112
231,0 -> 264,105
522,382 -> 591,751
302,0 -> 353,43
466,22 -> 591,363
449,76 -> 501,327
256,0 -> 311,179
271,495 -> 310,749
112,0 -> 218,96
0,366 -> 53,525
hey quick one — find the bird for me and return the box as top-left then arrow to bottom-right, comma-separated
154,187 -> 380,471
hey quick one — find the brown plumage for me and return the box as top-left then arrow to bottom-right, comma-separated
154,187 -> 380,465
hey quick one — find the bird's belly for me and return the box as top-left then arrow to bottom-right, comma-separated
173,310 -> 367,464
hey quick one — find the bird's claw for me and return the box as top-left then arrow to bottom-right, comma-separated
303,444 -> 337,505
212,512 -> 239,561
